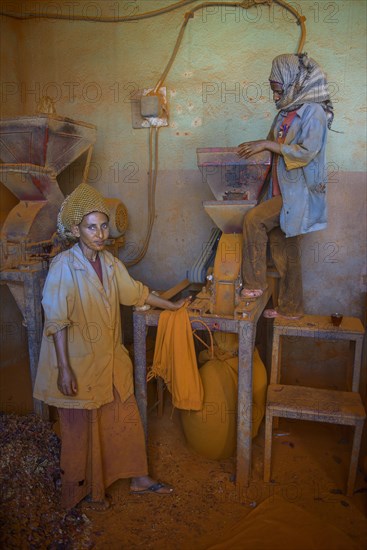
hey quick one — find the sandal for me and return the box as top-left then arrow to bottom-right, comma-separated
130,481 -> 174,495
79,495 -> 111,511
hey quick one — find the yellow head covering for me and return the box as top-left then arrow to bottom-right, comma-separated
57,183 -> 110,240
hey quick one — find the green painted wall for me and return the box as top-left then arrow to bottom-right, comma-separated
1,0 -> 366,317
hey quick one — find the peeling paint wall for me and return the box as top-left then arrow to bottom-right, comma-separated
1,0 -> 366,321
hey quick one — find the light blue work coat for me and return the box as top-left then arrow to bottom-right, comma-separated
267,102 -> 328,237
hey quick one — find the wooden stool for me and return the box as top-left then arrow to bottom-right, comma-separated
264,315 -> 366,496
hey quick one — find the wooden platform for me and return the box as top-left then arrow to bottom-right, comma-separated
267,385 -> 366,424
265,314 -> 366,496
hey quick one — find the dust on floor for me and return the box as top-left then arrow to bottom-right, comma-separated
1,396 -> 366,549
88,403 -> 367,549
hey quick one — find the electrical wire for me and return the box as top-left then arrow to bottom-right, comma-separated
275,0 -> 306,52
154,11 -> 193,93
0,0 -> 306,54
125,126 -> 160,266
150,2 -> 306,263
1,0 -> 307,265
0,0 -> 196,22
155,0 -> 306,91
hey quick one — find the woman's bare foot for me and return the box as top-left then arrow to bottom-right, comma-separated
241,288 -> 264,299
263,309 -> 302,320
130,475 -> 173,495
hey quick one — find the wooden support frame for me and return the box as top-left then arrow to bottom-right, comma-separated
133,286 -> 271,490
1,266 -> 47,417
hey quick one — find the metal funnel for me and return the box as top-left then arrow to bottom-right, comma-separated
197,147 -> 271,201
0,115 -> 96,175
203,200 -> 257,233
197,147 -> 271,233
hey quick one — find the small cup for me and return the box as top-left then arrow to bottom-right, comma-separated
331,313 -> 343,327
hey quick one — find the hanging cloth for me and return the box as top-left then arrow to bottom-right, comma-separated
148,305 -> 204,411
272,109 -> 299,196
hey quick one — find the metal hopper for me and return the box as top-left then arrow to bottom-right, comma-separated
197,147 -> 271,233
0,115 -> 96,174
0,115 -> 96,250
0,114 -> 97,416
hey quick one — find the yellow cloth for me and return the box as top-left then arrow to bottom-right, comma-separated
149,306 -> 204,411
33,243 -> 149,409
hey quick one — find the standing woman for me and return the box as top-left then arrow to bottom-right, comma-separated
238,53 -> 334,319
34,183 -> 188,510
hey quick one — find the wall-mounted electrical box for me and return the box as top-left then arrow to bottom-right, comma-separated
131,87 -> 169,128
141,95 -> 160,117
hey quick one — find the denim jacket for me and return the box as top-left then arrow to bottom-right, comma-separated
267,103 -> 328,237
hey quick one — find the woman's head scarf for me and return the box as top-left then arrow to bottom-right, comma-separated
57,183 -> 110,240
269,53 -> 334,128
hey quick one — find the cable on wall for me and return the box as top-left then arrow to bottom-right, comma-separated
154,1 -> 306,94
1,0 -> 306,265
1,0 -> 198,22
124,126 -> 160,267
121,0 -> 306,264
0,0 -> 306,53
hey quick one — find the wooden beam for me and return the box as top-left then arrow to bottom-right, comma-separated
158,278 -> 191,300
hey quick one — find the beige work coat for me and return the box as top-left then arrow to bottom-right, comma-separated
33,244 -> 149,409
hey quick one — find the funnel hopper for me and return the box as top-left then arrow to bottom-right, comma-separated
197,147 -> 270,201
203,200 -> 256,233
0,165 -> 64,202
0,115 -> 96,174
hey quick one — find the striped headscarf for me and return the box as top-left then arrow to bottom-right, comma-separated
269,53 -> 334,128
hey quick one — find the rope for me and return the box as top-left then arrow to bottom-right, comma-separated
191,319 -> 214,359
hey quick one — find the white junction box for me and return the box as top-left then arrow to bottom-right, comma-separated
131,87 -> 168,128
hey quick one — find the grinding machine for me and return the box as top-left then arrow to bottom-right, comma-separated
193,147 -> 271,317
0,114 -> 128,414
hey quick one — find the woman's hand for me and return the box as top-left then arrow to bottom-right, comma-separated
238,140 -> 281,158
145,292 -> 192,311
57,365 -> 78,396
53,328 -> 78,396
168,296 -> 192,311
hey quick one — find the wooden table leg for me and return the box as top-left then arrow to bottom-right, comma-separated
236,319 -> 255,489
22,271 -> 45,416
133,312 -> 148,439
